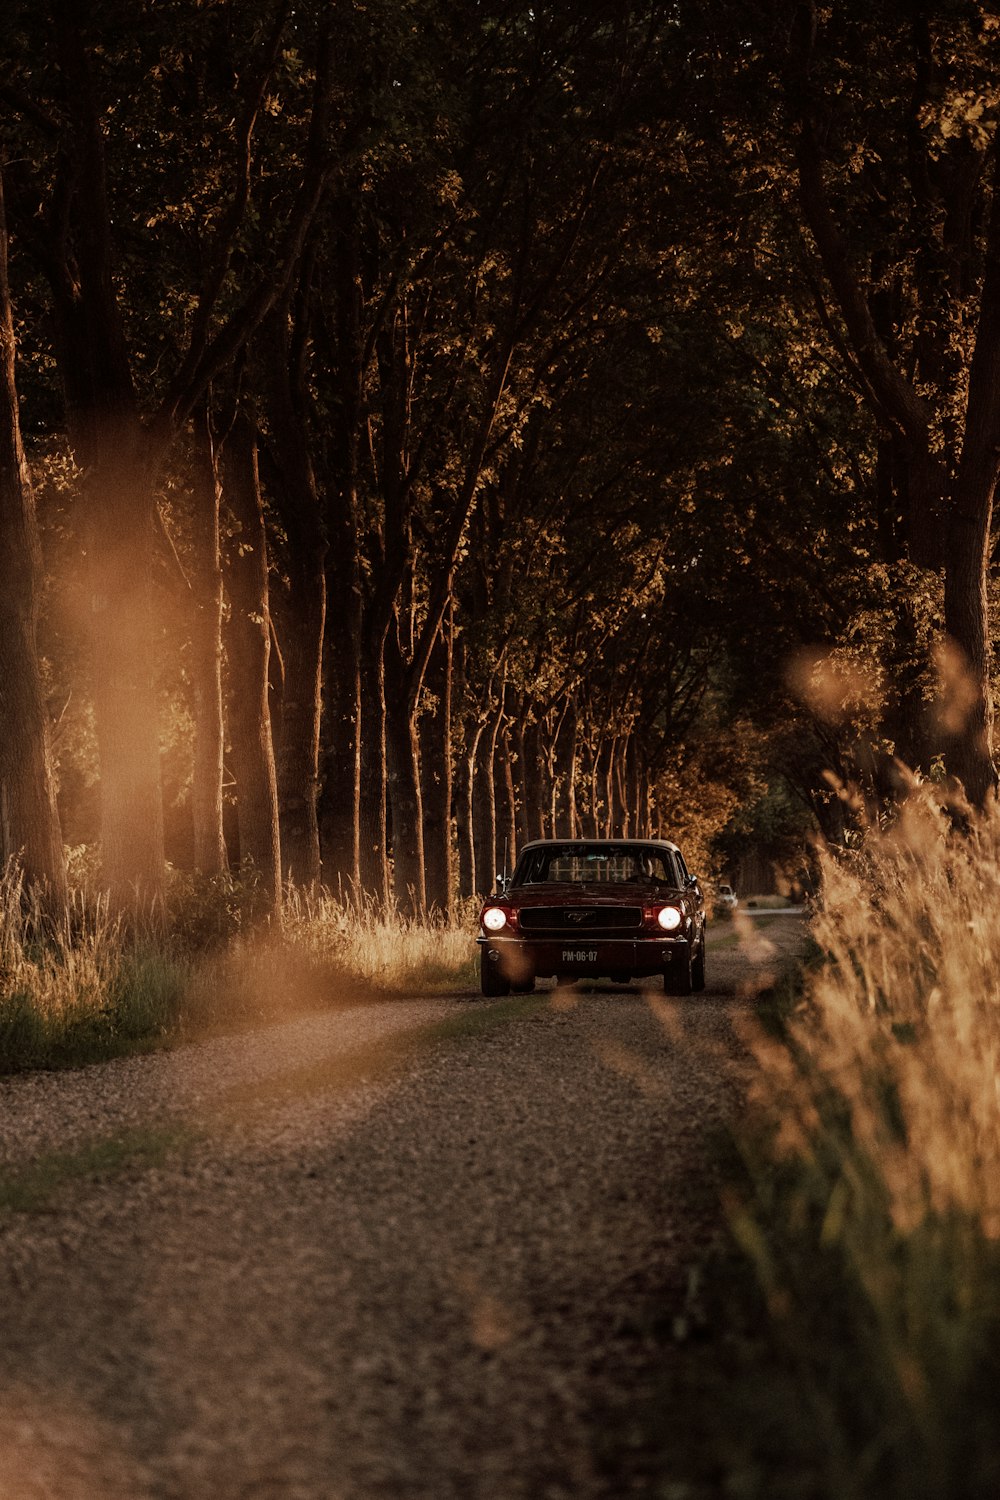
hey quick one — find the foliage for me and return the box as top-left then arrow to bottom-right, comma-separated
5,0 -> 1000,910
164,865 -> 271,949
724,789 -> 1000,1498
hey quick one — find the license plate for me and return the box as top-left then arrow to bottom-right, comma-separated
562,948 -> 598,963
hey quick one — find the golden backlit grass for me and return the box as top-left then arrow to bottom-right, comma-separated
728,786 -> 1000,1500
281,885 -> 479,994
0,863 -> 478,1071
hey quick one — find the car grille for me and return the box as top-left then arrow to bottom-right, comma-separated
517,906 -> 643,935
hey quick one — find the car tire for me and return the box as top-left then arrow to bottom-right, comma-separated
511,977 -> 536,994
480,946 -> 511,997
664,948 -> 693,996
691,938 -> 706,993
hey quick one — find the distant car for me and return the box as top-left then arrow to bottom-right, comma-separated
477,838 -> 706,998
716,884 -> 738,913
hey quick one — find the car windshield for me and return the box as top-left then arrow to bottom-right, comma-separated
513,844 -> 680,887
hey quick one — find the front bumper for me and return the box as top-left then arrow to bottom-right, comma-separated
477,933 -> 690,980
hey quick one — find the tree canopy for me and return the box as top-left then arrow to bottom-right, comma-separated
1,0 -> 998,910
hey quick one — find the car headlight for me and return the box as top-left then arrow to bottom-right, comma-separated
482,907 -> 508,932
656,906 -> 683,931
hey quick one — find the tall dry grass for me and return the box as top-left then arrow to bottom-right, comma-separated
0,862 -> 191,1068
731,786 -> 1000,1499
0,862 -> 478,1072
281,885 -> 478,994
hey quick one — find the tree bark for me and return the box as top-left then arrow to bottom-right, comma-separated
457,715 -> 485,900
221,413 -> 281,918
318,221 -> 364,895
321,628 -> 362,898
579,733 -> 598,837
943,151 -> 1000,805
496,724 -> 519,876
49,14 -> 165,902
384,620 -> 426,916
473,710 -> 501,900
0,172 -> 66,901
260,302 -> 326,886
421,613 -> 454,916
358,641 -> 390,907
556,699 -> 580,839
84,434 -> 167,902
613,734 -> 631,837
187,405 -> 227,875
518,717 -> 546,843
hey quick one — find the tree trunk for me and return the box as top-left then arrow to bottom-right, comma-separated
221,413 -> 281,918
83,430 -> 167,902
421,615 -> 454,916
547,723 -> 561,838
359,641 -> 390,907
519,718 -> 546,843
36,16 -> 165,903
613,734 -> 631,837
457,718 -> 485,899
318,217 -> 365,894
496,725 -> 519,876
0,174 -> 66,901
384,622 -> 426,916
602,736 -> 618,837
556,700 -> 579,839
943,154 -> 1000,805
273,541 -> 325,889
320,631 -> 362,898
473,714 -> 500,900
187,405 -> 227,875
945,510 -> 998,805
260,303 -> 326,886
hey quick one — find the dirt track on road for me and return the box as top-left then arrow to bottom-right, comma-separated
0,915 -> 805,1500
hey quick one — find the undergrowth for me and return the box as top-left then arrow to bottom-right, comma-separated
0,861 -> 478,1073
685,786 -> 1000,1500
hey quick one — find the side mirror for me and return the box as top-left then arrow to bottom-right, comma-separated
496,872 -> 510,895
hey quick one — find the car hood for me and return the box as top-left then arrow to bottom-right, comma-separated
507,883 -> 685,906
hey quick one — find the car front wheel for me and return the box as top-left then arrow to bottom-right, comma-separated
664,947 -> 693,996
480,945 -> 511,997
691,938 -> 706,992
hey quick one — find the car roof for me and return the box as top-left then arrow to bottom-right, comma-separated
516,837 -> 684,856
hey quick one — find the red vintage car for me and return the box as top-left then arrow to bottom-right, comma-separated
477,838 -> 707,997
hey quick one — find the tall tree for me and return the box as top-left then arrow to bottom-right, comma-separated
221,409 -> 282,918
259,293 -> 327,887
2,0 -> 332,898
0,170 -> 66,899
186,404 -> 228,876
778,0 -> 1000,799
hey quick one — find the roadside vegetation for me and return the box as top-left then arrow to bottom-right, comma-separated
663,787 -> 1000,1500
0,861 -> 478,1074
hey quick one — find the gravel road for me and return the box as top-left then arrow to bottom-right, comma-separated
0,915 -> 805,1500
